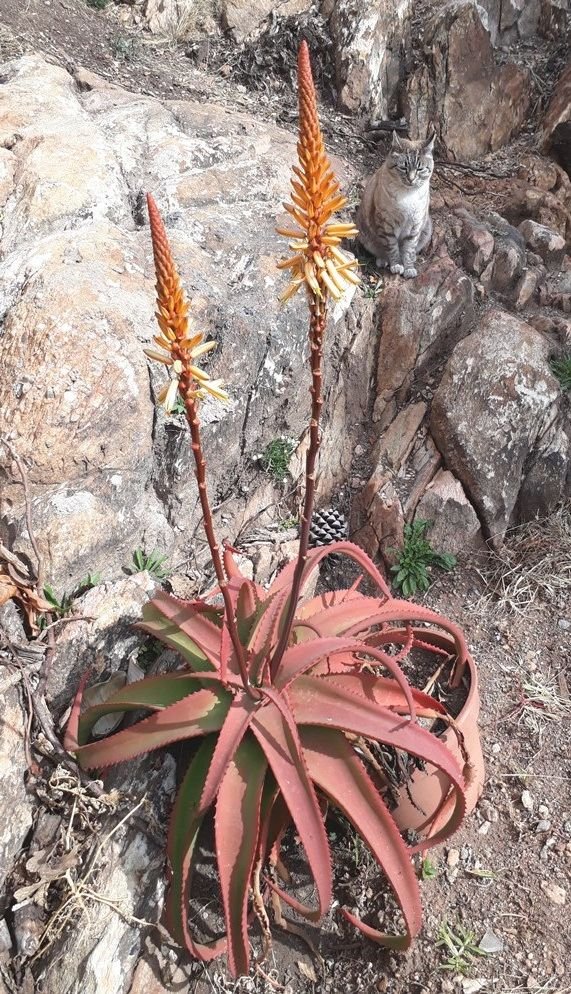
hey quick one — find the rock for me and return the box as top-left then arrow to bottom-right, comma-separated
536,820 -> 552,832
366,402 -> 427,501
521,789 -> 534,811
458,211 -> 495,276
0,919 -> 12,955
367,481 -> 405,568
374,254 -> 474,423
325,0 -> 413,119
479,929 -> 504,954
513,268 -> 543,311
479,0 -> 542,43
38,753 -> 175,994
0,56 -> 364,590
519,219 -> 567,268
430,310 -> 566,542
405,1 -> 530,159
541,881 -> 566,905
221,0 -> 311,41
415,469 -> 482,554
46,572 -> 158,714
143,0 -> 217,38
0,680 -> 35,892
490,237 -> 526,293
517,421 -> 571,522
542,61 -> 571,151
447,848 -> 460,867
461,981 -> 487,994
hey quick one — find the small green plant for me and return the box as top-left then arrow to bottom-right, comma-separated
86,0 -> 109,9
43,585 -> 74,617
437,921 -> 488,975
391,519 -> 456,597
260,438 -> 295,482
127,548 -> 169,580
279,514 -> 298,531
111,34 -> 136,61
171,393 -> 186,415
420,856 -> 438,880
550,354 -> 571,391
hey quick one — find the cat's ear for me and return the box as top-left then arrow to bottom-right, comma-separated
391,130 -> 404,150
423,128 -> 436,154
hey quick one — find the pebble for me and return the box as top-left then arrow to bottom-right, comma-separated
521,790 -> 534,811
479,800 -> 499,823
0,919 -> 12,954
462,981 -> 487,994
527,977 -> 539,989
536,820 -> 551,833
491,742 -> 501,754
479,929 -> 504,954
564,820 -> 571,835
478,820 -> 491,835
557,618 -> 571,630
538,804 -> 549,818
541,881 -> 566,905
447,848 -> 460,867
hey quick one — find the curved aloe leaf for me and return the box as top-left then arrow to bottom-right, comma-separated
75,687 -> 231,769
215,736 -> 267,977
269,540 -> 391,602
198,692 -> 260,816
138,592 -> 223,672
276,637 -> 416,719
165,736 -> 226,960
298,671 -> 445,716
301,725 -> 421,948
77,673 -> 202,743
295,591 -> 390,638
251,695 -> 332,921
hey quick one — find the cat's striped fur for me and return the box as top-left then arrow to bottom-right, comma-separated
357,131 -> 435,278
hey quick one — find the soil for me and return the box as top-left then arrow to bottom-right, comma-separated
1,3 -> 570,994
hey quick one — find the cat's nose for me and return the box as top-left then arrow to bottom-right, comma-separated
408,172 -> 417,184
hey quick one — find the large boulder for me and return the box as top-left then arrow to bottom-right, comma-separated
0,56 -> 363,591
430,309 -> 569,543
374,253 -> 475,426
323,0 -> 413,119
405,1 -> 530,159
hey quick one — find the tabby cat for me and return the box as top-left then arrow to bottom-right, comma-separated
356,131 -> 435,278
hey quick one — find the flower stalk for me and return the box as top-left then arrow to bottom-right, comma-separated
270,41 -> 359,677
146,194 -> 254,695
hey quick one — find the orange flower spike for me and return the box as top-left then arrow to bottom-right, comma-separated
144,194 -> 229,412
277,42 -> 359,303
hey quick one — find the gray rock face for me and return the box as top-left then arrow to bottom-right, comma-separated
415,469 -> 483,554
0,680 -> 35,892
325,0 -> 413,119
0,56 -> 363,591
519,219 -> 567,269
430,309 -> 567,542
405,1 -> 530,159
374,254 -> 475,426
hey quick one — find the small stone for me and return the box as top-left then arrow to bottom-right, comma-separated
0,919 -> 12,954
447,848 -> 460,867
441,980 -> 455,994
519,219 -> 566,269
491,742 -> 501,754
557,618 -> 571,630
538,804 -> 549,818
536,820 -> 552,832
527,976 -> 539,989
462,981 -> 487,994
478,820 -> 491,835
521,790 -> 533,811
479,929 -> 504,954
479,800 -> 499,823
541,881 -> 566,905
563,820 -> 571,835
355,444 -> 365,456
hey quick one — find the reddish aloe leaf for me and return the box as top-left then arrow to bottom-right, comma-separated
250,696 -> 332,922
75,687 -> 231,769
300,725 -> 421,948
138,592 -> 223,672
276,637 -> 416,720
63,669 -> 92,753
269,541 -> 391,602
77,673 -> 201,744
215,736 -> 267,977
248,588 -> 290,681
198,692 -> 259,816
297,593 -> 394,639
165,736 -> 226,960
300,671 -> 445,715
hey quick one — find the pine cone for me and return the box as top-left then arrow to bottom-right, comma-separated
309,507 -> 348,548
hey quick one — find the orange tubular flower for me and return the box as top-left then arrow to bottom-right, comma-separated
277,41 -> 360,303
145,194 -> 229,411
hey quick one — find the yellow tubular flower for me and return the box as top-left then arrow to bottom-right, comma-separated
276,41 -> 359,304
145,194 -> 230,412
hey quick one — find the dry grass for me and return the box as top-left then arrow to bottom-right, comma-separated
475,504 -> 571,615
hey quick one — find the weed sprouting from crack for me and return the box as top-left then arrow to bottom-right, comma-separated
436,920 -> 488,975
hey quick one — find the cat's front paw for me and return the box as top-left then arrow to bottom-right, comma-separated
389,263 -> 404,275
403,267 -> 418,279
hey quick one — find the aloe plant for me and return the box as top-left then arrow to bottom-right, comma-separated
65,42 -> 472,978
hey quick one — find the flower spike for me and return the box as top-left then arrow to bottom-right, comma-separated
277,41 -> 359,304
145,194 -> 229,411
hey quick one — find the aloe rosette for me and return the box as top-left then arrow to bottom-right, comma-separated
65,541 -> 468,976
